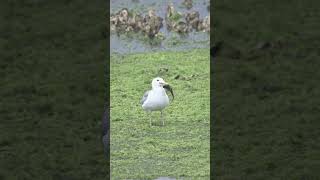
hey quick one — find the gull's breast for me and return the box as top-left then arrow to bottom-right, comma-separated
142,91 -> 169,111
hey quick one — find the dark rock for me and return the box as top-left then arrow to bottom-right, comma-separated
174,21 -> 190,33
111,8 -> 163,38
185,11 -> 200,29
182,0 -> 193,9
142,9 -> 163,38
197,16 -> 210,32
166,3 -> 175,19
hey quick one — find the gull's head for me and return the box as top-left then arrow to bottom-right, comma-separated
151,77 -> 168,89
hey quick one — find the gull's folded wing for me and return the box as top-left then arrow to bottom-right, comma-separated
140,90 -> 150,105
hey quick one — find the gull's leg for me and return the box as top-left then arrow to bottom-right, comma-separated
161,110 -> 164,126
149,111 -> 152,127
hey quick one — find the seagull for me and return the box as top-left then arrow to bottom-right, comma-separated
141,77 -> 173,126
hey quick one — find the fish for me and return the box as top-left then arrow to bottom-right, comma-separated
163,84 -> 174,101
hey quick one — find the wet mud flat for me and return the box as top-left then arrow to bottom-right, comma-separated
110,0 -> 210,54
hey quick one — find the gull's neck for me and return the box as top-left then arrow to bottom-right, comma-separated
152,86 -> 163,90
152,86 -> 166,94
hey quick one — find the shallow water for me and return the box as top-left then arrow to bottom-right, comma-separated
111,0 -> 210,54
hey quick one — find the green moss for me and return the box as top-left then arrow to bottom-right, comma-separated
169,12 -> 182,22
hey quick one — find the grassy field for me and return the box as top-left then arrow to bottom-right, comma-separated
213,0 -> 320,179
110,49 -> 210,179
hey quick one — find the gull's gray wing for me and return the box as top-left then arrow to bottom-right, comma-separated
140,90 -> 150,105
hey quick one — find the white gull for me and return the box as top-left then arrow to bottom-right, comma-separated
141,77 -> 171,126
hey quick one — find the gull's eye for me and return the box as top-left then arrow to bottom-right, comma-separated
157,79 -> 159,81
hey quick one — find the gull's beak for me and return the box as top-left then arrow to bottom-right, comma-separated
160,81 -> 168,86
